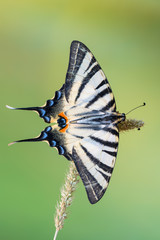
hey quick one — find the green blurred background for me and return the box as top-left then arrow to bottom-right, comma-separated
1,0 -> 160,239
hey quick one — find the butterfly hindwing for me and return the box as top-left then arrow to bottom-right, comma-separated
44,117 -> 119,203
72,125 -> 119,204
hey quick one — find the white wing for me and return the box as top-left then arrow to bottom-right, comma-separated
65,41 -> 116,112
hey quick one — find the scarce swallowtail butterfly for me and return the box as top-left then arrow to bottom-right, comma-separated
7,41 -> 127,204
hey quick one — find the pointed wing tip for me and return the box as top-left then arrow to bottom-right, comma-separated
8,141 -> 17,146
87,187 -> 107,204
88,196 -> 101,204
89,199 -> 98,204
6,105 -> 16,110
71,40 -> 88,50
71,40 -> 81,44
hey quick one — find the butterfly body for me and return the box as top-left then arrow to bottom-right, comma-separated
8,41 -> 126,204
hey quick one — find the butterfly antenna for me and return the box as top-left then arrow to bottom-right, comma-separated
126,102 -> 146,115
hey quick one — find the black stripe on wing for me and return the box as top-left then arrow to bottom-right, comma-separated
95,79 -> 108,89
100,99 -> 116,112
90,136 -> 119,148
97,169 -> 111,182
102,150 -> 117,157
73,147 -> 106,204
85,87 -> 112,108
80,144 -> 113,174
84,55 -> 96,73
75,64 -> 101,102
107,127 -> 119,136
65,41 -> 88,102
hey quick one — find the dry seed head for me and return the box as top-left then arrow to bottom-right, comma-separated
54,162 -> 79,232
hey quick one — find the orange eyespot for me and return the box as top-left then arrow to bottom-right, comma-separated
58,112 -> 68,123
58,112 -> 69,133
59,124 -> 69,133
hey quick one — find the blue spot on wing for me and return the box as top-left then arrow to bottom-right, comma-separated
57,117 -> 66,128
61,118 -> 66,124
57,146 -> 65,155
41,132 -> 48,140
44,116 -> 50,123
47,99 -> 54,107
55,91 -> 62,100
39,109 -> 46,117
45,126 -> 52,132
50,140 -> 56,147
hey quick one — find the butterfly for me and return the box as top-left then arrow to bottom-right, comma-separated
7,41 -> 126,204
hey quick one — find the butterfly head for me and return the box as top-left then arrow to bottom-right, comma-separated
121,113 -> 126,121
112,112 -> 126,125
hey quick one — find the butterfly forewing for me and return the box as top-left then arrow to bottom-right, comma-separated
65,41 -> 116,112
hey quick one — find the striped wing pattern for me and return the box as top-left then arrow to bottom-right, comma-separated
47,119 -> 119,204
72,125 -> 119,204
11,41 -> 124,204
65,41 -> 116,112
62,41 -> 120,203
